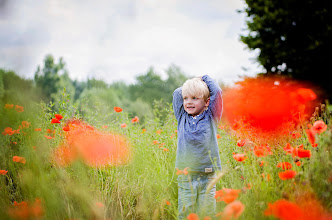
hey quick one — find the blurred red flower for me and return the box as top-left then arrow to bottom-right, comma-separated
114,106 -> 123,112
4,104 -> 14,109
264,199 -> 303,220
13,156 -> 26,164
232,153 -> 247,162
277,162 -> 292,170
15,105 -> 24,112
51,118 -> 61,124
0,170 -> 8,175
215,188 -> 241,204
131,116 -> 139,123
54,114 -> 63,120
311,120 -> 327,134
278,170 -> 296,180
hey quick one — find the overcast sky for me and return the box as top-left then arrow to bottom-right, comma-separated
0,0 -> 264,85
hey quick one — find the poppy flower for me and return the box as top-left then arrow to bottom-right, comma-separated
163,148 -> 169,152
176,168 -> 188,175
2,127 -> 15,135
0,170 -> 8,175
291,132 -> 301,139
54,114 -> 63,120
62,126 -> 70,131
237,139 -> 245,147
264,199 -> 303,220
142,128 -> 146,133
278,170 -> 296,180
217,200 -> 245,220
232,153 -> 247,162
4,104 -> 14,109
21,121 -> 30,128
215,188 -> 241,204
15,105 -> 24,112
312,120 -> 327,134
51,118 -> 61,124
114,106 -> 123,113
13,156 -> 26,164
283,143 -> 294,155
254,144 -> 272,157
120,123 -> 127,128
216,134 -> 221,139
34,128 -> 42,131
306,128 -> 316,147
8,198 -> 44,219
52,145 -> 77,167
156,130 -> 162,134
297,148 -> 311,158
46,129 -> 55,134
131,116 -> 139,123
165,200 -> 171,206
296,161 -> 301,166
187,213 -> 199,220
277,162 -> 292,170
45,135 -> 54,139
259,161 -> 265,167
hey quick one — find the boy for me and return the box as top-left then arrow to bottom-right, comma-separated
173,75 -> 223,219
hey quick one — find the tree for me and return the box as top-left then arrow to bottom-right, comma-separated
34,55 -> 65,101
240,0 -> 332,99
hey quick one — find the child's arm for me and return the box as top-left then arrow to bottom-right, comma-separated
202,75 -> 223,123
172,87 -> 184,121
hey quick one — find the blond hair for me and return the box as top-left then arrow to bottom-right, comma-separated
182,77 -> 210,100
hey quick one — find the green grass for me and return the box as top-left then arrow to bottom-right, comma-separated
0,94 -> 331,219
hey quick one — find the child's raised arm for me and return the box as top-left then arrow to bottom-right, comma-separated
172,87 -> 184,121
202,75 -> 223,123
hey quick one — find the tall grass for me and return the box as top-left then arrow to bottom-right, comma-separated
0,91 -> 331,219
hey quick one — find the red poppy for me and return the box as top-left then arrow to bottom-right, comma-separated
120,123 -> 127,128
216,134 -> 221,139
0,170 -> 8,175
277,162 -> 292,170
311,120 -> 327,134
264,199 -> 303,220
15,105 -> 24,112
278,170 -> 296,180
4,104 -> 14,109
306,128 -> 316,147
21,121 -> 30,128
187,213 -> 199,220
62,126 -> 70,131
34,128 -> 42,131
54,114 -> 63,120
283,143 -> 294,155
296,161 -> 301,166
52,145 -> 77,167
237,139 -> 245,147
215,188 -> 241,204
254,144 -> 272,157
259,161 -> 265,167
232,153 -> 247,162
45,135 -> 54,139
131,116 -> 139,123
2,127 -> 15,135
51,118 -> 61,124
8,198 -> 44,219
297,148 -> 311,158
291,132 -> 301,139
176,168 -> 188,175
217,200 -> 245,220
13,156 -> 26,164
114,106 -> 123,113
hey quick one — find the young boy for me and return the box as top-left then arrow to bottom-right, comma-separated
173,75 -> 223,219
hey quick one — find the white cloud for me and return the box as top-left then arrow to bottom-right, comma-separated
0,0 -> 263,85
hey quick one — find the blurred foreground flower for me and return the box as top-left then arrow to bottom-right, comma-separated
8,198 -> 43,219
216,200 -> 244,220
53,119 -> 131,167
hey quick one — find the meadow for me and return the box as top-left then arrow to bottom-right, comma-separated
0,84 -> 331,220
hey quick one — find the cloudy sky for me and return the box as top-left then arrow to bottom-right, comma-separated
0,0 -> 264,85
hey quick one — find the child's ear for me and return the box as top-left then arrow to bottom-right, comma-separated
205,97 -> 210,107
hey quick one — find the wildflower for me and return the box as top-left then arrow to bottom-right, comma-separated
254,144 -> 272,157
261,173 -> 271,181
8,198 -> 44,219
297,148 -> 311,158
306,128 -> 316,147
13,156 -> 26,164
52,145 -> 77,167
312,120 -> 327,134
232,153 -> 247,162
163,148 -> 169,152
176,168 -> 188,175
142,128 -> 146,133
283,143 -> 294,155
46,129 -> 55,134
152,140 -> 159,145
215,188 -> 241,204
21,121 -> 30,128
2,127 -> 15,135
291,132 -> 301,139
0,170 -> 8,175
120,123 -> 127,128
259,161 -> 265,167
237,139 -> 245,147
165,200 -> 171,206
187,213 -> 199,220
51,118 -> 61,124
62,125 -> 70,131
216,134 -> 221,139
203,217 -> 211,220
278,170 -> 296,180
277,162 -> 292,170
45,135 -> 54,139
114,106 -> 123,112
15,105 -> 24,112
296,161 -> 301,166
131,116 -> 139,123
54,114 -> 63,120
34,128 -> 42,131
217,200 -> 245,220
156,130 -> 162,134
4,104 -> 14,109
264,199 -> 303,220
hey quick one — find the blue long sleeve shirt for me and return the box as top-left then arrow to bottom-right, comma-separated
173,75 -> 223,173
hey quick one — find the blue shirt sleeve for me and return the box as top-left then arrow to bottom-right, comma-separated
173,87 -> 184,121
202,75 -> 223,124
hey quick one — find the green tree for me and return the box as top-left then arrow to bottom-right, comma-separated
34,55 -> 65,101
240,0 -> 332,99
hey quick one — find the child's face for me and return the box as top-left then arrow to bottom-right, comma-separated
183,94 -> 210,116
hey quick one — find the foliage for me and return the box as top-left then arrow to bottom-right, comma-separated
240,0 -> 332,100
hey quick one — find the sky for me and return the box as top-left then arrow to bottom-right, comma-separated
0,0 -> 264,85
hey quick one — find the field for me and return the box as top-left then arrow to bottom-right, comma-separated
0,88 -> 331,220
